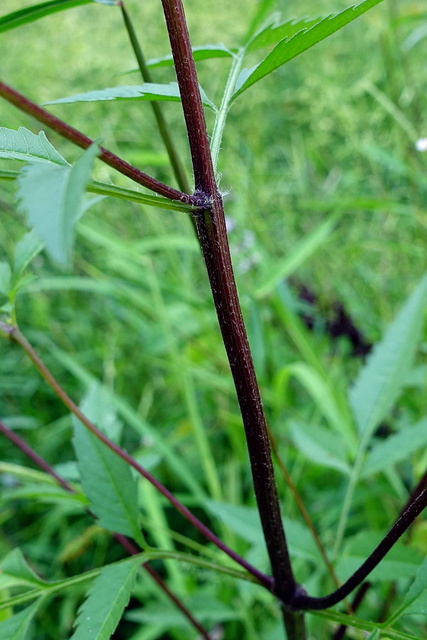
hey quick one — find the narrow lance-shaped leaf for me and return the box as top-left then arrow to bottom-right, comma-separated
44,82 -> 216,111
232,0 -> 384,100
349,271 -> 427,438
0,0 -> 91,33
0,600 -> 42,640
388,557 -> 427,622
70,560 -> 140,640
0,127 -> 68,165
245,14 -> 322,52
13,231 -> 44,284
361,416 -> 427,478
0,548 -> 47,590
72,390 -> 144,547
16,142 -> 100,268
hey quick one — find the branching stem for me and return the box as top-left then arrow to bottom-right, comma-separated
0,322 -> 271,589
0,81 -> 199,205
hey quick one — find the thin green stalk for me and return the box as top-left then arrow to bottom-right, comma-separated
332,432 -> 373,559
210,48 -> 245,175
119,1 -> 191,195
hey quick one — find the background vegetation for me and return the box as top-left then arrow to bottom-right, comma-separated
1,0 -> 427,638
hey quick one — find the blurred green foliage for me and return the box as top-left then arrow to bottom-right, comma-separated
1,0 -> 427,638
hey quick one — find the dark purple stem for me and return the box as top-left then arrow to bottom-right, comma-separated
0,420 -> 211,639
292,488 -> 427,610
0,81 -> 201,206
159,1 -> 304,636
0,322 -> 271,589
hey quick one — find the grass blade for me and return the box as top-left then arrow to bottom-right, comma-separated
0,0 -> 90,33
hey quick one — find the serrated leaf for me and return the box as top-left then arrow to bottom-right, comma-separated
206,500 -> 321,562
0,600 -> 41,640
390,557 -> 427,621
0,549 -> 47,590
70,560 -> 139,640
144,44 -> 234,69
80,382 -> 123,442
44,82 -> 216,111
245,14 -> 321,51
290,422 -> 350,475
349,272 -> 427,438
361,416 -> 427,478
16,143 -> 99,268
0,263 -> 11,297
0,0 -> 91,33
13,231 -> 44,283
233,0 -> 384,99
0,127 -> 68,165
72,402 -> 143,546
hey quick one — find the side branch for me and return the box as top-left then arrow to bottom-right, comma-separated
0,322 -> 272,589
292,488 -> 427,610
0,81 -> 199,205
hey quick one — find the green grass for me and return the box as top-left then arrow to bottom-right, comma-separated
1,0 -> 427,638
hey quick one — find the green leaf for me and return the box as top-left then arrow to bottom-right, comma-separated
241,0 -> 278,45
72,397 -> 144,546
336,532 -> 422,584
93,0 -> 118,5
79,382 -> 123,441
245,14 -> 321,51
0,263 -> 11,297
366,630 -> 380,640
289,362 -> 355,442
70,560 -> 139,640
0,127 -> 68,165
0,170 -> 195,214
0,549 -> 47,590
290,422 -> 350,475
145,44 -> 233,69
255,216 -> 336,298
349,272 -> 427,438
390,557 -> 427,622
0,0 -> 91,33
232,0 -> 384,100
12,231 -> 44,284
0,600 -> 42,640
44,83 -> 216,111
127,586 -> 241,626
16,142 -> 99,268
206,501 -> 321,562
361,416 -> 427,478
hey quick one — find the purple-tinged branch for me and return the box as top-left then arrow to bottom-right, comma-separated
0,81 -> 200,205
0,322 -> 272,590
0,420 -> 211,639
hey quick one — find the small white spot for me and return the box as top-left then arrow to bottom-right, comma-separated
415,138 -> 427,152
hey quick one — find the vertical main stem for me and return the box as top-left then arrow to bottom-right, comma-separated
160,1 -> 305,635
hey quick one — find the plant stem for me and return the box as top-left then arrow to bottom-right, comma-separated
292,487 -> 427,610
210,47 -> 245,175
119,1 -> 191,195
0,322 -> 272,590
0,419 -> 211,639
160,0 -> 304,636
0,81 -> 200,205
